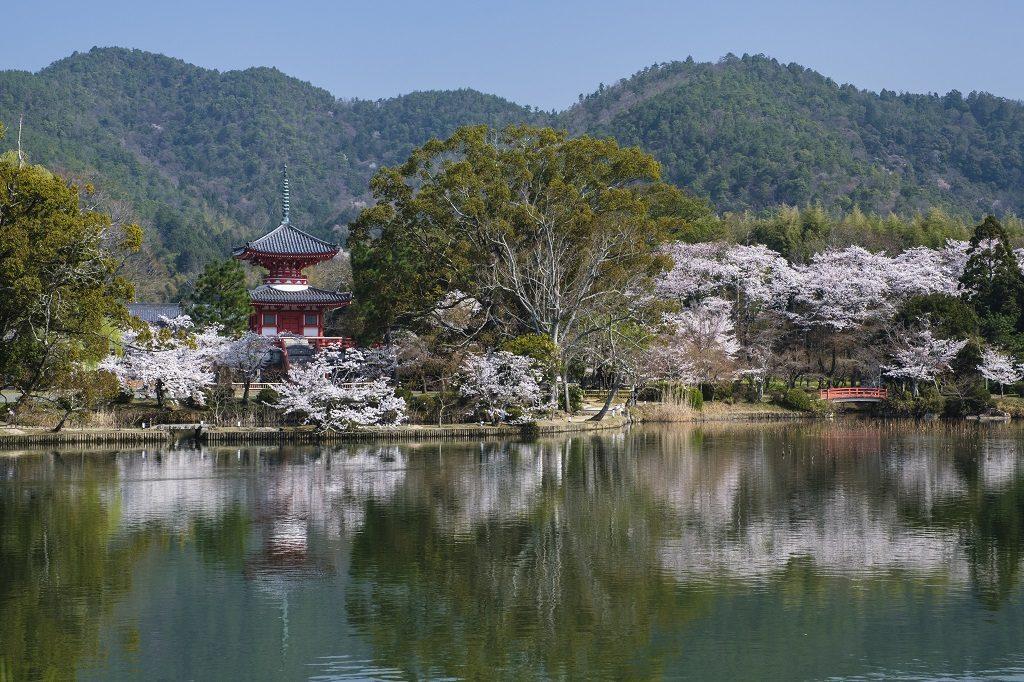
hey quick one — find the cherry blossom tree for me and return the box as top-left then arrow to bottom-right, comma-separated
726,244 -> 797,309
457,351 -> 544,423
790,246 -> 894,330
656,242 -> 735,302
662,296 -> 740,384
888,242 -> 965,298
101,316 -> 225,407
977,347 -> 1023,395
219,332 -> 276,403
883,329 -> 967,395
276,348 -> 406,431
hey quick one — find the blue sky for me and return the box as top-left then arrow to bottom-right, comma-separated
4,0 -> 1023,110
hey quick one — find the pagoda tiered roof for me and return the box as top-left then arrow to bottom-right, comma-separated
249,285 -> 352,305
233,222 -> 339,258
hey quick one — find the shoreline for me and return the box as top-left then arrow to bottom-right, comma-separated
0,403 -> 818,450
0,415 -> 631,449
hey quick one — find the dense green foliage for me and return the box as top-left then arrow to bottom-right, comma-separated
4,48 -> 1024,295
0,152 -> 140,412
959,216 -> 1024,352
774,388 -> 832,415
183,258 -> 251,335
569,54 -> 1024,215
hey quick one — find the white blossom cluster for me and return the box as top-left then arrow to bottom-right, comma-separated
276,348 -> 407,431
977,347 -> 1024,389
101,316 -> 226,405
457,351 -> 544,423
649,297 -> 740,384
882,330 -> 967,386
658,240 -> 970,330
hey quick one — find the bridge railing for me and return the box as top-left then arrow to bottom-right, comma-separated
818,387 -> 888,401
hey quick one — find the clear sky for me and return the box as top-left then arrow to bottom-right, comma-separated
4,0 -> 1023,110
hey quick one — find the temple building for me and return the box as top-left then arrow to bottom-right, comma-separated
233,167 -> 352,345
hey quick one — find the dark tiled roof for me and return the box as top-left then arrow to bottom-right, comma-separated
234,222 -> 338,256
128,303 -> 182,324
249,286 -> 352,305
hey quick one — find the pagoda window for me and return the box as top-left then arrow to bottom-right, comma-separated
263,313 -> 277,325
304,313 -> 318,326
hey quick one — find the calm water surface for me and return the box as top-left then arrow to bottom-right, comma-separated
2,423 -> 1024,680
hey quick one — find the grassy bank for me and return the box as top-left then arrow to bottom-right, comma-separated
631,400 -> 810,423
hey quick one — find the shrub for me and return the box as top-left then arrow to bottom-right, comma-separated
256,387 -> 280,405
559,384 -> 583,413
882,386 -> 946,418
713,382 -> 734,401
944,381 -> 994,418
688,387 -> 704,410
775,388 -> 831,415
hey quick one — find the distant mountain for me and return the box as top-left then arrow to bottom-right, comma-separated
564,54 -> 1024,216
2,48 -> 1023,287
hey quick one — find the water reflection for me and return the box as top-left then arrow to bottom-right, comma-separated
1,423 -> 1023,679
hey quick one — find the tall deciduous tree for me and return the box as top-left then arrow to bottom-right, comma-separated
350,125 -> 674,401
0,150 -> 140,415
184,258 -> 251,335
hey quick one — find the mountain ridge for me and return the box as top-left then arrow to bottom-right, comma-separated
2,47 -> 1023,290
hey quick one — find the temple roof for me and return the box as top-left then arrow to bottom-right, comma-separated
249,285 -> 352,305
128,303 -> 182,324
234,222 -> 339,258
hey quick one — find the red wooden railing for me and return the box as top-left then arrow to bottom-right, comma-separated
818,387 -> 888,401
306,336 -> 357,350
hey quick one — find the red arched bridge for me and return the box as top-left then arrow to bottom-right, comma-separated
818,387 -> 888,403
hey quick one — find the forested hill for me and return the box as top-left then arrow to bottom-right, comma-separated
0,47 -> 541,282
2,48 -> 1023,287
564,55 -> 1024,215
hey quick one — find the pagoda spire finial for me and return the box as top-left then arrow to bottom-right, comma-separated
282,163 -> 291,224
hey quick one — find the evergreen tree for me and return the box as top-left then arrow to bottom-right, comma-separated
184,258 -> 251,335
959,216 -> 1024,350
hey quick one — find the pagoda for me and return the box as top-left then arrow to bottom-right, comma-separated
233,167 -> 352,343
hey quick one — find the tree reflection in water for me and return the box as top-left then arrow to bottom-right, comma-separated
0,424 -> 1023,679
343,425 -> 1024,679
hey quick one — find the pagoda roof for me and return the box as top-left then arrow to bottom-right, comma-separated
234,222 -> 339,258
249,285 -> 352,305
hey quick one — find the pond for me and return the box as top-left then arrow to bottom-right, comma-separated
2,422 -> 1024,680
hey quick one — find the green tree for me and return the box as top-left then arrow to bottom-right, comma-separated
0,149 -> 140,416
351,125 -> 672,402
184,258 -> 251,335
895,294 -> 979,340
959,216 -> 1024,350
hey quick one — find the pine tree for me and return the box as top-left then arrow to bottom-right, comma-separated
184,259 -> 251,335
959,216 -> 1024,350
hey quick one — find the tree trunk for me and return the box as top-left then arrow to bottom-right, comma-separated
51,409 -> 74,433
242,378 -> 251,404
590,379 -> 621,421
562,373 -> 571,415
